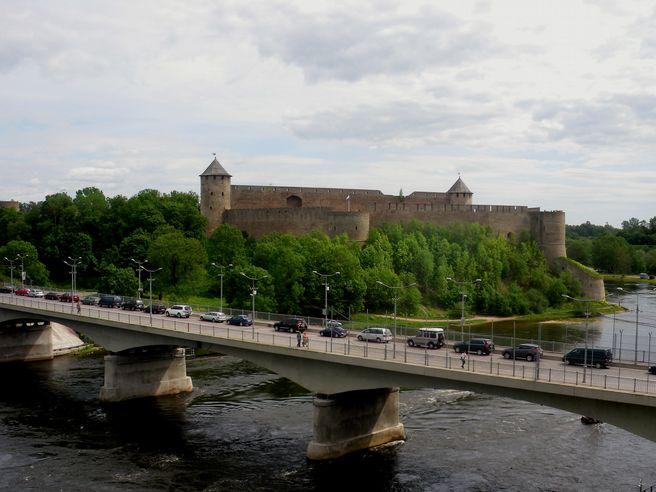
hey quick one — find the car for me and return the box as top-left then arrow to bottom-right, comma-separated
144,303 -> 167,314
165,305 -> 192,318
453,338 -> 495,355
319,325 -> 348,338
82,295 -> 100,305
562,347 -> 612,368
649,366 -> 656,375
98,295 -> 123,308
200,311 -> 227,322
45,292 -> 62,300
502,343 -> 544,361
15,288 -> 30,296
27,289 -> 45,298
640,273 -> 649,279
273,318 -> 307,333
0,285 -> 15,293
326,320 -> 343,329
357,327 -> 393,343
407,327 -> 445,349
228,314 -> 253,326
122,299 -> 145,311
60,293 -> 80,303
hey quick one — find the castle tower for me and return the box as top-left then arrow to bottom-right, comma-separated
200,157 -> 232,235
446,176 -> 473,205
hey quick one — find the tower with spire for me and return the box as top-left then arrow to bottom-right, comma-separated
200,155 -> 232,234
446,175 -> 473,205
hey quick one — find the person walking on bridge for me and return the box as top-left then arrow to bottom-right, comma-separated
76,300 -> 81,315
460,352 -> 467,369
296,330 -> 302,348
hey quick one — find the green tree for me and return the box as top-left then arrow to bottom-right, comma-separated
148,231 -> 207,293
96,264 -> 139,296
0,240 -> 49,286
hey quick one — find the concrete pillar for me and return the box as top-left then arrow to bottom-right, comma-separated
99,347 -> 193,402
0,321 -> 53,363
307,387 -> 406,460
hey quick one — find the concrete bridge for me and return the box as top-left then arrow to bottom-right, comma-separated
1,294 -> 656,460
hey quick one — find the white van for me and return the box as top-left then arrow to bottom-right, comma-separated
407,327 -> 445,349
165,305 -> 192,318
357,327 -> 393,343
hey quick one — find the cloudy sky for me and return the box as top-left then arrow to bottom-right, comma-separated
1,0 -> 655,225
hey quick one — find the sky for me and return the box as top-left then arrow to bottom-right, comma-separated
1,0 -> 655,226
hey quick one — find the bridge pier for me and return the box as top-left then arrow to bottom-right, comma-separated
0,320 -> 53,363
99,347 -> 193,402
307,387 -> 405,460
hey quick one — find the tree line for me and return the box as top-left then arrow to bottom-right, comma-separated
0,187 -> 583,317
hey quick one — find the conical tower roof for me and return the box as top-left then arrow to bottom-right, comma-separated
200,157 -> 232,177
447,176 -> 472,194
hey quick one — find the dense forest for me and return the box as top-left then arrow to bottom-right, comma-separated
566,218 -> 656,274
0,187 -> 584,317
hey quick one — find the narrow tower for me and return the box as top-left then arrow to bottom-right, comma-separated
446,176 -> 473,205
200,156 -> 232,235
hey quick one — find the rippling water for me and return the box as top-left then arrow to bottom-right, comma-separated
1,353 -> 655,491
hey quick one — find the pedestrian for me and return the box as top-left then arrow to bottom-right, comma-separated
460,352 -> 467,369
302,331 -> 309,348
76,300 -> 81,315
296,330 -> 302,347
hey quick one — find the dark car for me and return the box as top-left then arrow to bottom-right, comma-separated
45,292 -> 62,300
228,315 -> 253,326
0,285 -> 14,294
122,299 -> 145,311
319,325 -> 348,338
649,366 -> 656,375
563,348 -> 612,368
82,295 -> 100,305
453,338 -> 495,355
502,343 -> 544,362
60,292 -> 80,303
99,295 -> 123,308
273,318 -> 307,333
144,303 -> 167,314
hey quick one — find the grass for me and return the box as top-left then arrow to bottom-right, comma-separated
602,273 -> 656,285
559,257 -> 602,278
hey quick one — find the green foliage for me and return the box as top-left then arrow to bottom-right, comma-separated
148,231 -> 207,293
96,264 -> 139,296
0,240 -> 49,286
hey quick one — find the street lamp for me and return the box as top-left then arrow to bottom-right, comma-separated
142,266 -> 162,325
314,270 -> 340,352
562,294 -> 596,383
15,253 -> 28,289
131,258 -> 148,299
3,257 -> 16,294
376,279 -> 416,359
447,277 -> 482,342
605,288 -> 623,353
63,256 -> 82,313
211,262 -> 233,313
240,272 -> 268,339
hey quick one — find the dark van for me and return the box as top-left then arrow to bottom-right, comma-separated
99,295 -> 123,308
563,347 -> 612,368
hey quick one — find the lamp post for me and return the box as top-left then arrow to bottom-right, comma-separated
447,277 -> 482,343
211,262 -> 233,313
606,288 -> 624,353
562,294 -> 595,383
142,266 -> 162,325
131,258 -> 148,299
376,280 -> 416,359
240,272 -> 268,339
314,270 -> 340,351
15,253 -> 28,289
3,257 -> 16,294
63,256 -> 82,313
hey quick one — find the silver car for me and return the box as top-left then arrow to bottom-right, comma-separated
200,311 -> 227,322
357,327 -> 393,343
28,289 -> 45,298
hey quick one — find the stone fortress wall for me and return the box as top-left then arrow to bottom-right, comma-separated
0,201 -> 20,212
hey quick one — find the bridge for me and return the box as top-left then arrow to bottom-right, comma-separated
1,293 -> 656,460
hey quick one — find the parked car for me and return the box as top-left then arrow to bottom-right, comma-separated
144,303 -> 167,314
502,343 -> 544,361
407,327 -> 445,349
0,285 -> 15,293
165,305 -> 192,318
15,288 -> 30,296
640,273 -> 649,279
200,311 -> 227,322
273,318 -> 307,333
326,320 -> 343,329
228,314 -> 253,326
98,295 -> 123,308
453,338 -> 495,355
27,289 -> 45,298
122,299 -> 145,311
60,292 -> 80,303
357,327 -> 393,343
562,348 -> 612,368
81,295 -> 100,305
319,325 -> 348,338
45,292 -> 62,300
649,366 -> 656,375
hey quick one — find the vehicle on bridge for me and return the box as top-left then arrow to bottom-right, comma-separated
98,295 -> 123,308
15,288 -> 30,296
357,327 -> 392,343
502,343 -> 543,362
27,289 -> 45,298
165,305 -> 192,318
227,314 -> 253,326
319,325 -> 348,338
82,295 -> 100,305
453,338 -> 495,355
273,318 -> 307,333
0,285 -> 14,293
407,327 -> 445,349
563,348 -> 612,368
60,293 -> 80,303
45,291 -> 61,300
122,299 -> 145,311
144,303 -> 167,314
200,311 -> 227,322
649,366 -> 656,375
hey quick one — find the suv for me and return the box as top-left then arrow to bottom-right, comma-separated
563,348 -> 612,368
357,327 -> 393,343
453,338 -> 495,355
99,295 -> 123,308
122,299 -> 145,311
407,327 -> 445,349
145,303 -> 167,314
200,311 -> 227,322
502,343 -> 543,361
165,305 -> 192,318
273,318 -> 307,333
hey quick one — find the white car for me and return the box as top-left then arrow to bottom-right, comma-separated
357,327 -> 393,343
165,305 -> 192,318
27,289 -> 45,298
200,311 -> 227,322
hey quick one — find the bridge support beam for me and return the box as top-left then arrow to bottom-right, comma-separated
99,347 -> 193,402
0,321 -> 53,363
307,387 -> 405,460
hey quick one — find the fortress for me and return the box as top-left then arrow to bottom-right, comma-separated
199,157 -> 567,263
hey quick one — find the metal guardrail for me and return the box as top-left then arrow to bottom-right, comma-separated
2,294 -> 656,397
